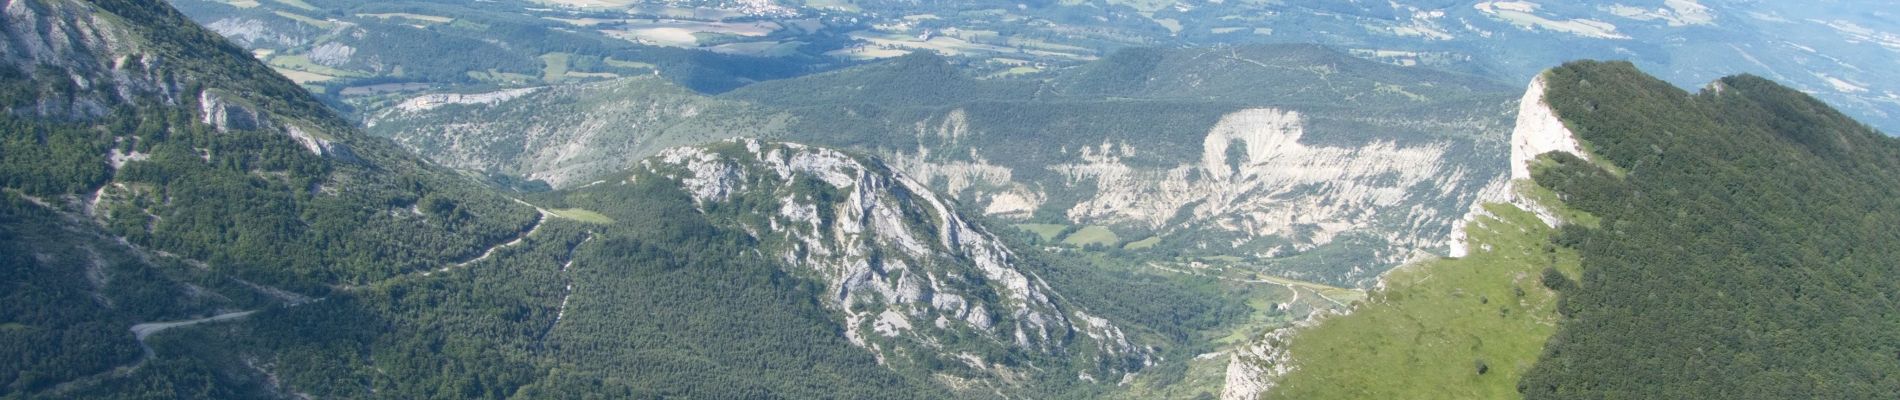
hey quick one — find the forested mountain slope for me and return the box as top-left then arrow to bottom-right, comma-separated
0,1 -> 1169,397
1518,62 -> 1900,399
1,0 -> 535,395
1,0 -> 540,292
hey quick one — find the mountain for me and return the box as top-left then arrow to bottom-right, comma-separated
1225,61 -> 1900,399
365,77 -> 786,189
620,139 -> 1154,391
2,1 -> 1173,397
17,0 -> 1899,399
1,0 -> 542,291
378,44 -> 1521,288
1,0 -> 540,395
361,43 -> 1524,398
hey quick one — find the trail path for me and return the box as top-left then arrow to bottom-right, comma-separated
425,208 -> 548,276
1146,262 -> 1360,307
34,194 -> 561,395
43,310 -> 264,396
356,198 -> 560,287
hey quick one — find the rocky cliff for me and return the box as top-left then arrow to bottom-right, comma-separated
634,139 -> 1154,386
366,46 -> 1518,287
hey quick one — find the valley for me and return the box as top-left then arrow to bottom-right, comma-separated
168,0 -> 1900,136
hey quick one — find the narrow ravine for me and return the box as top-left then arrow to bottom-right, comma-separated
545,234 -> 594,340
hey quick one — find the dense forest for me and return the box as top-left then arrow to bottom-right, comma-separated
1519,62 -> 1900,398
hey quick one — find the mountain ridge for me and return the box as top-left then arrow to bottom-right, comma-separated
1225,60 -> 1900,399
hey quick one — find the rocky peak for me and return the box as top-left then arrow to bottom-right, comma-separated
637,139 -> 1153,383
2,0 -> 166,117
4,0 -> 349,159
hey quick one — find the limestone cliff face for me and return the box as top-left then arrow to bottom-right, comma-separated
1446,74 -> 1593,257
878,106 -> 1509,287
1054,109 -> 1482,264
3,0 -> 170,117
636,139 -> 1153,385
2,0 -> 349,159
1505,76 -> 1591,181
1219,320 -> 1302,400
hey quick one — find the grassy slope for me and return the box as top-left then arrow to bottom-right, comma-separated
1063,226 -> 1120,247
1014,223 -> 1069,241
1268,183 -> 1584,399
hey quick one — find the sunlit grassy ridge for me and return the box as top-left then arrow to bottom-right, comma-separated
1268,188 -> 1585,399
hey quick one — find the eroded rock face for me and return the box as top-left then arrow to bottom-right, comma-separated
880,106 -> 1507,286
3,0 -> 346,159
201,90 -> 266,132
638,139 -> 1153,383
1507,76 -> 1591,181
2,0 -> 161,117
387,87 -> 543,113
1220,320 -> 1305,400
204,17 -> 306,48
1059,109 -> 1474,254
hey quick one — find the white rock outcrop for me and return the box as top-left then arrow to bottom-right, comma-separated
3,0 -> 351,161
3,0 -> 166,117
1448,74 -> 1592,257
1046,109 -> 1489,277
1220,325 -> 1297,400
390,88 -> 543,113
200,91 -> 267,132
1507,76 -> 1590,180
642,139 -> 1153,381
